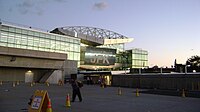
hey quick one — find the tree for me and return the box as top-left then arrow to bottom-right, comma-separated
186,55 -> 200,72
186,55 -> 200,67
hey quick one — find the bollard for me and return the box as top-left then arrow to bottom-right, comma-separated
118,87 -> 122,95
182,89 -> 186,98
46,82 -> 50,86
32,82 -> 36,86
0,81 -> 2,85
12,82 -> 15,87
30,82 -> 33,87
16,81 -> 20,85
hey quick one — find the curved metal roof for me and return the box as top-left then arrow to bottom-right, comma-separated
61,26 -> 129,39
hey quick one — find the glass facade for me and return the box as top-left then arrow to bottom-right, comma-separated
97,43 -> 124,53
131,48 -> 148,68
0,23 -> 148,70
0,24 -> 80,62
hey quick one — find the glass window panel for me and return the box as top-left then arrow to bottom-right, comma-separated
21,45 -> 27,49
75,45 -> 80,52
34,32 -> 39,37
1,26 -> 9,31
28,31 -> 34,35
15,36 -> 21,44
40,33 -> 45,37
9,27 -> 15,32
55,41 -> 61,50
60,37 -> 65,41
0,35 -> 7,42
65,38 -> 69,42
39,38 -> 46,48
28,39 -> 33,46
0,42 -> 7,46
1,31 -> 8,36
45,39 -> 50,49
33,47 -> 39,50
7,36 -> 15,43
16,28 -> 21,33
33,37 -> 39,47
51,35 -> 55,40
69,38 -> 73,43
74,52 -> 80,61
74,39 -> 79,44
39,47 -> 46,51
50,40 -> 56,50
9,32 -> 15,37
70,44 -> 74,51
22,29 -> 28,34
8,43 -> 15,47
46,34 -> 50,39
27,46 -> 33,50
68,52 -> 74,60
56,36 -> 61,40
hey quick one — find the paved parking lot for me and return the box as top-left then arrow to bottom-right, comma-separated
0,82 -> 200,112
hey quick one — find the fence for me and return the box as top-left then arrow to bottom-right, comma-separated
112,73 -> 200,91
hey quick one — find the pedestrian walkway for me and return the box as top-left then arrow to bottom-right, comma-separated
0,82 -> 200,112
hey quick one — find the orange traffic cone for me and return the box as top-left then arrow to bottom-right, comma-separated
136,88 -> 139,97
66,94 -> 71,107
46,99 -> 53,112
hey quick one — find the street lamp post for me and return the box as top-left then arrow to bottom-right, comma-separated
185,65 -> 190,74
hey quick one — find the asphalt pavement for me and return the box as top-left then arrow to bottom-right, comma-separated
0,82 -> 200,112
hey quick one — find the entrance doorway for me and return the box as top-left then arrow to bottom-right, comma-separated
25,70 -> 34,83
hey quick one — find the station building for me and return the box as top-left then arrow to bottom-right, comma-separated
0,21 -> 148,84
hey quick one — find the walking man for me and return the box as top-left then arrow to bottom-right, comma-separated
71,79 -> 82,102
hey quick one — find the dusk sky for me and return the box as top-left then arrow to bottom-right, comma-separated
0,0 -> 200,67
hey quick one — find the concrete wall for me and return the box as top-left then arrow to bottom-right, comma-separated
0,46 -> 67,60
0,55 -> 64,69
0,68 -> 51,82
64,60 -> 77,78
112,73 -> 200,91
0,47 -> 67,82
47,70 -> 62,84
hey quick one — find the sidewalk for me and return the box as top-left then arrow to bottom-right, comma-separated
0,82 -> 200,112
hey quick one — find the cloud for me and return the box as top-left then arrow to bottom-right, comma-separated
15,0 -> 66,16
93,1 -> 108,10
17,0 -> 40,15
9,8 -> 13,12
53,0 -> 66,2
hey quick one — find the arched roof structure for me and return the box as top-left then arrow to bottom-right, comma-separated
61,26 -> 129,39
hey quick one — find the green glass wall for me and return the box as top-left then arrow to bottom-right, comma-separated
131,48 -> 148,68
98,43 -> 124,53
0,24 -> 80,63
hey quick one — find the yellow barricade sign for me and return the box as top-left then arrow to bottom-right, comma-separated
28,90 -> 50,112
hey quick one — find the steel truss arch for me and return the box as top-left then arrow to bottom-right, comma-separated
61,26 -> 128,39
